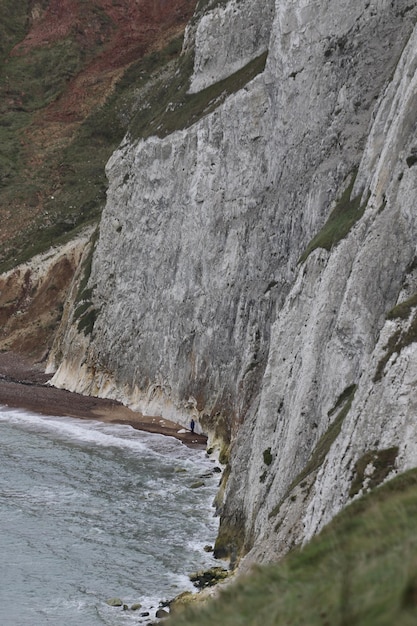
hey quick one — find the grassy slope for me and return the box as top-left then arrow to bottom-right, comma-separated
0,2 -> 192,272
0,3 -> 111,271
0,0 -> 28,61
168,470 -> 417,626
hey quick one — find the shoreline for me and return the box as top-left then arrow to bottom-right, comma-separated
0,352 -> 207,448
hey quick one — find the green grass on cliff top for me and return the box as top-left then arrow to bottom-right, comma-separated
168,469 -> 417,626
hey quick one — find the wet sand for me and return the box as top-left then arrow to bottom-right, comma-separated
0,352 -> 207,448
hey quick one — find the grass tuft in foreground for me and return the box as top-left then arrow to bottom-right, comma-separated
167,469 -> 417,626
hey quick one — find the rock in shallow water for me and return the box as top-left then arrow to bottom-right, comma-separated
106,597 -> 123,607
190,481 -> 205,489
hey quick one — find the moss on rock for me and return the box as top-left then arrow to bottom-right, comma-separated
190,567 -> 229,589
299,172 -> 369,264
349,447 -> 399,498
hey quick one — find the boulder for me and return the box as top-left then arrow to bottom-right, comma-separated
189,567 -> 229,588
106,597 -> 123,607
190,481 -> 205,489
169,591 -> 194,615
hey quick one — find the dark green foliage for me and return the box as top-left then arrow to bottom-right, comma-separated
293,386 -> 356,487
77,306 -> 99,336
74,300 -> 92,320
349,447 -> 399,497
299,172 -> 369,263
263,448 -> 273,466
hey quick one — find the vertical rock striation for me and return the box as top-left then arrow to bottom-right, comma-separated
49,0 -> 417,562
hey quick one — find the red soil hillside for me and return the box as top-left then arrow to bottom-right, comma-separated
14,0 -> 195,123
0,0 -> 197,266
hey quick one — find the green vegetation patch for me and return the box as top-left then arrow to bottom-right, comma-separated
73,228 -> 100,337
189,567 -> 229,589
167,469 -> 417,626
374,312 -> 417,382
0,0 -> 29,62
263,447 -> 273,466
4,38 -> 83,112
129,50 -> 268,140
292,386 -> 356,486
260,448 -> 273,482
387,293 -> 417,321
0,38 -> 84,208
214,510 -> 246,564
299,172 -> 369,264
77,306 -> 99,337
75,228 -> 99,303
349,447 -> 399,498
269,386 -> 356,519
328,384 -> 357,417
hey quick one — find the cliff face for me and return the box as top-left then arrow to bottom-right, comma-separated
46,0 -> 417,563
0,231 -> 92,361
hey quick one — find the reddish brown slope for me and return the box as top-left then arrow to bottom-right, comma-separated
0,0 -> 196,261
15,0 -> 194,123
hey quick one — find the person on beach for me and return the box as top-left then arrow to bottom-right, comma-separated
190,419 -> 195,433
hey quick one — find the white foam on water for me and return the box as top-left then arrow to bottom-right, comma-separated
0,405 -> 211,468
0,404 -> 221,626
0,405 -> 151,452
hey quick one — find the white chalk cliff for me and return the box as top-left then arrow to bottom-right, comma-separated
48,0 -> 417,564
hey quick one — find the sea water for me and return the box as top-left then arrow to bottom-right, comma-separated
0,406 -> 220,625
